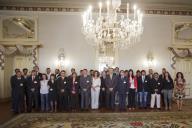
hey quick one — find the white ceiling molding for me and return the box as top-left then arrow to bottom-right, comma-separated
0,0 -> 192,12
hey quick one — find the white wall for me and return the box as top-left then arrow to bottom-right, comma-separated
119,15 -> 173,73
1,11 -> 192,75
118,15 -> 192,74
38,13 -> 96,74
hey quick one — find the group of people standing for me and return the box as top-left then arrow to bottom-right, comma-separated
10,66 -> 186,114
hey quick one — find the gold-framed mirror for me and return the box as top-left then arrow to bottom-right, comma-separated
173,22 -> 192,45
0,16 -> 38,41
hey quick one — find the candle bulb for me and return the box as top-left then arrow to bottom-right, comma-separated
115,9 -> 117,21
107,1 -> 110,17
127,3 -> 129,18
89,5 -> 92,20
140,13 -> 143,24
99,2 -> 102,17
137,9 -> 140,21
133,4 -> 137,20
82,13 -> 85,26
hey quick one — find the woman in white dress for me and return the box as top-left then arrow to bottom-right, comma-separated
91,70 -> 101,109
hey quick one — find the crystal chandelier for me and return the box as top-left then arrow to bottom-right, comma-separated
82,0 -> 143,49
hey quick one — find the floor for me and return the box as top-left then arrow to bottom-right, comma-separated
2,111 -> 192,128
0,102 -> 15,124
0,100 -> 192,125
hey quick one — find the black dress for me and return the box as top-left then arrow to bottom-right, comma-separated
48,80 -> 57,102
69,77 -> 79,109
99,76 -> 106,108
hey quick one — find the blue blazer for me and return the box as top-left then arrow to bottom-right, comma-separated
117,76 -> 129,94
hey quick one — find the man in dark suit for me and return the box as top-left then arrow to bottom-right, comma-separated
33,66 -> 42,107
33,66 -> 42,80
117,70 -> 129,111
80,69 -> 92,110
22,68 -> 29,111
137,70 -> 149,109
11,70 -> 26,114
55,69 -> 60,79
56,70 -> 69,111
26,70 -> 40,112
135,70 -> 141,108
10,68 -> 20,111
22,68 -> 28,79
147,69 -> 154,107
105,68 -> 118,110
78,69 -> 83,107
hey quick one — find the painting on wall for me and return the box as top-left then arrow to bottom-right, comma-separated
173,22 -> 192,45
0,16 -> 38,41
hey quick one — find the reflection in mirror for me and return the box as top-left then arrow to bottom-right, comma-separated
2,17 -> 35,40
97,42 -> 116,71
175,23 -> 192,43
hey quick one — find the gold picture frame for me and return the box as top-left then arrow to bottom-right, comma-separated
0,15 -> 38,42
172,22 -> 192,46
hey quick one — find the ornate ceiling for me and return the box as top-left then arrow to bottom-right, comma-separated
0,0 -> 192,9
0,0 -> 192,15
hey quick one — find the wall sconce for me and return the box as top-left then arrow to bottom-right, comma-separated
57,48 -> 70,69
144,51 -> 157,68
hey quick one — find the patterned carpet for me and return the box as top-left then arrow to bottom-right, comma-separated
1,112 -> 192,128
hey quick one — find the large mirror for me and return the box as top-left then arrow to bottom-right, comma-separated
173,22 -> 192,45
0,16 -> 38,41
96,42 -> 118,71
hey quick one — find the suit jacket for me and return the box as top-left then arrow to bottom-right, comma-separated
55,74 -> 60,80
159,74 -> 165,82
100,76 -> 106,91
105,74 -> 118,92
48,80 -> 57,94
147,74 -> 154,93
22,75 -> 28,80
22,75 -> 28,93
80,75 -> 92,92
10,75 -> 16,89
36,72 -> 42,81
137,75 -> 149,92
27,75 -> 40,94
68,77 -> 79,95
117,76 -> 129,94
162,78 -> 174,90
56,77 -> 69,95
151,78 -> 162,94
11,76 -> 26,96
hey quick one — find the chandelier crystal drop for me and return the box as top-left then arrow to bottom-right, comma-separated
82,0 -> 144,49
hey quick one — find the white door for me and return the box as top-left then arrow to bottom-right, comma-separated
13,55 -> 33,72
175,58 -> 192,99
